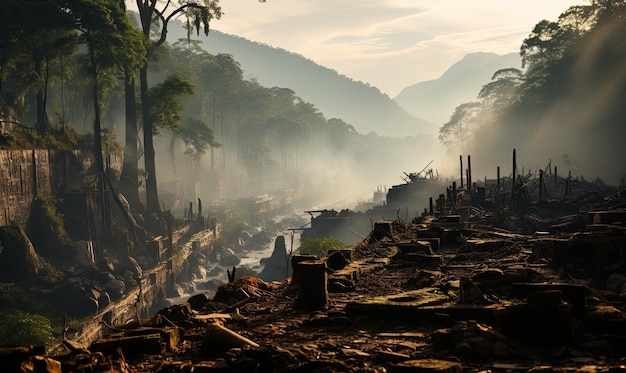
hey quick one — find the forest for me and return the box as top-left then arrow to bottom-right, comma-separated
0,0 -> 440,224
439,0 -> 626,186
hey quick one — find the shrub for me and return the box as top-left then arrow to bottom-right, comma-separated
233,265 -> 259,281
37,193 -> 71,245
298,237 -> 349,258
0,310 -> 58,346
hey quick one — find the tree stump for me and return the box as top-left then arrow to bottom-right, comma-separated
291,254 -> 318,287
372,221 -> 393,241
295,260 -> 328,310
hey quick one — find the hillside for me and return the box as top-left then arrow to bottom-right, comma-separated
394,52 -> 522,125
167,22 -> 437,137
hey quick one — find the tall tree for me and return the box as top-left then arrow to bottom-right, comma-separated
147,74 -> 194,136
169,117 -> 221,180
0,0 -> 76,131
118,7 -> 148,212
68,0 -> 144,179
135,0 -> 222,215
438,102 -> 482,151
66,0 -> 146,247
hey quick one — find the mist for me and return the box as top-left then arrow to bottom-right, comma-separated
149,126 -> 450,218
450,20 -> 626,188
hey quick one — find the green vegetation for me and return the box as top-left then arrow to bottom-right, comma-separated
36,260 -> 65,288
0,125 -> 91,150
298,237 -> 349,258
37,193 -> 71,246
0,310 -> 58,346
233,265 -> 259,281
0,283 -> 63,346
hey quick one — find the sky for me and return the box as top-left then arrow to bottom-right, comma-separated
209,0 -> 588,97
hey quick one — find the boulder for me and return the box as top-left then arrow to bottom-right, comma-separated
62,277 -> 101,317
105,279 -> 126,300
96,257 -> 115,273
0,226 -> 41,283
187,293 -> 209,311
116,255 -> 142,278
259,235 -> 289,282
192,265 -> 207,280
81,265 -> 114,284
219,252 -> 241,267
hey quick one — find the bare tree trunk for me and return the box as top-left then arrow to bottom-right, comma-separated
140,66 -> 161,215
118,70 -> 144,211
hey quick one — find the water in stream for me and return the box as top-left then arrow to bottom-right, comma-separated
166,213 -> 305,306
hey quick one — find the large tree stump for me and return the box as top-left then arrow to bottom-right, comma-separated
290,254 -> 318,287
372,221 -> 393,241
295,260 -> 328,310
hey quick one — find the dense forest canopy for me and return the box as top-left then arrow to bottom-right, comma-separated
439,0 -> 626,186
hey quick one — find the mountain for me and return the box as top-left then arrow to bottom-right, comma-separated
167,23 -> 436,137
394,52 -> 522,125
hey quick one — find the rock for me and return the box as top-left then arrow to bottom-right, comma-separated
167,284 -> 184,298
373,350 -> 411,363
206,266 -> 222,276
0,226 -> 42,283
397,241 -> 435,255
431,328 -> 463,350
122,276 -> 138,291
62,277 -> 101,317
244,231 -> 273,251
192,265 -> 207,280
99,290 -> 111,308
259,235 -> 289,282
187,293 -> 209,311
606,273 -> 626,292
219,252 -> 241,267
179,281 -> 196,294
456,336 -> 494,358
328,277 -> 355,293
96,257 -> 115,273
82,265 -> 115,284
105,279 -> 126,300
404,270 -> 442,289
20,355 -> 61,373
116,255 -> 142,278
492,341 -> 516,359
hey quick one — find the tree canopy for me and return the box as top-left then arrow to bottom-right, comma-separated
439,1 -> 626,184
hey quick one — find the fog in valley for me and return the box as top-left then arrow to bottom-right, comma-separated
437,16 -> 626,189
148,122 -> 447,216
105,15 -> 625,219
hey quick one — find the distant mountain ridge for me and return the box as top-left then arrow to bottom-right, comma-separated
166,22 -> 437,137
394,52 -> 522,125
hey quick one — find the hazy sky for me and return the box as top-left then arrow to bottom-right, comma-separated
210,0 -> 587,97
